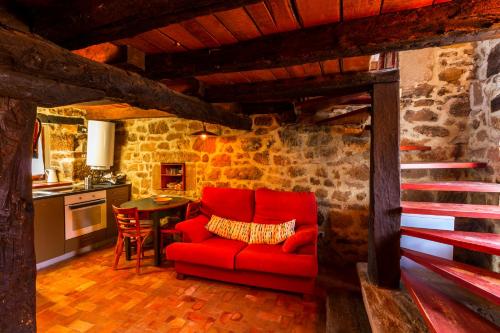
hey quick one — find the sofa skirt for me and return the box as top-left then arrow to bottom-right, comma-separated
174,262 -> 316,294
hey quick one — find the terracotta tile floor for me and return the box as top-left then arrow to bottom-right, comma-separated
36,246 -> 323,332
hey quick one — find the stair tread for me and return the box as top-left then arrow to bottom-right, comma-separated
401,162 -> 487,170
401,248 -> 500,305
401,227 -> 500,256
402,181 -> 500,192
401,201 -> 500,219
400,145 -> 432,151
401,267 -> 499,333
357,263 -> 428,333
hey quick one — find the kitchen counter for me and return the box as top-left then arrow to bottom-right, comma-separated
33,183 -> 130,200
34,183 -> 131,268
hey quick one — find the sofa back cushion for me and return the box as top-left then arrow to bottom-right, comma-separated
201,187 -> 255,222
254,188 -> 317,227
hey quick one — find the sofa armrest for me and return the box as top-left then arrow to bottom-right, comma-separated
282,224 -> 318,254
185,200 -> 201,220
175,217 -> 213,243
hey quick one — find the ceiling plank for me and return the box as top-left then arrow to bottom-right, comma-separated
30,0 -> 263,50
83,104 -> 174,120
146,0 -> 499,79
204,69 -> 399,102
0,26 -> 252,130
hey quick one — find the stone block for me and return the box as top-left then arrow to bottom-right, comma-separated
438,67 -> 465,83
404,109 -> 438,122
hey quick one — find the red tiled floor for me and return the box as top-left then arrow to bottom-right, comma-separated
36,246 -> 322,332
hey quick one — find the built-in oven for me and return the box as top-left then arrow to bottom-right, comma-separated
64,191 -> 107,240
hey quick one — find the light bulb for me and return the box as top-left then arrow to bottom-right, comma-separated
201,133 -> 207,140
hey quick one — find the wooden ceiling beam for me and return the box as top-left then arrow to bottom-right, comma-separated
73,43 -> 146,72
316,106 -> 372,126
29,0 -> 262,50
0,26 -> 252,130
297,93 -> 372,114
146,0 -> 499,79
204,69 -> 398,102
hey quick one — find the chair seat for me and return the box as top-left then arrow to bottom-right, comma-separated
122,229 -> 152,238
235,244 -> 317,278
166,237 -> 246,270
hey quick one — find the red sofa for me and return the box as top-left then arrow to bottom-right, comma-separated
166,187 -> 318,294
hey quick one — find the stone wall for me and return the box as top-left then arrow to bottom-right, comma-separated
115,117 -> 370,264
460,39 -> 500,271
36,107 -> 89,182
400,44 -> 475,204
114,40 -> 500,266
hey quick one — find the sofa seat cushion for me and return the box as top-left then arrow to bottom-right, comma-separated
201,187 -> 255,222
235,244 -> 317,278
166,237 -> 247,270
254,188 -> 317,227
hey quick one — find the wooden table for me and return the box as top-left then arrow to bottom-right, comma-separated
120,196 -> 190,266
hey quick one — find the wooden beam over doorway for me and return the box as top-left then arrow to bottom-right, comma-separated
0,26 -> 252,130
204,70 -> 398,102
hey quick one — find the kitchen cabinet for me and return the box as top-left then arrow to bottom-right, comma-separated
106,185 -> 131,239
34,184 -> 131,264
34,196 -> 65,263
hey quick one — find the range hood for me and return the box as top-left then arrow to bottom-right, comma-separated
86,120 -> 115,170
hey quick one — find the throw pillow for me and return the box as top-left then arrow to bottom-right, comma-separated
206,215 -> 251,242
282,228 -> 316,253
249,219 -> 296,245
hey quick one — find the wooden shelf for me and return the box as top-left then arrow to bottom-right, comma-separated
402,181 -> 500,193
401,201 -> 500,219
401,268 -> 499,333
401,162 -> 487,170
400,145 -> 431,152
401,248 -> 500,305
160,163 -> 185,191
401,227 -> 500,256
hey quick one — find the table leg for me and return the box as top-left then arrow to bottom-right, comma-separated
125,237 -> 131,260
153,212 -> 161,266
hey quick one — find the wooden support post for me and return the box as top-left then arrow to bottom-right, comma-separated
368,82 -> 401,289
0,97 -> 37,332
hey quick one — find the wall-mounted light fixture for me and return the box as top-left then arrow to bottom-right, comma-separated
190,122 -> 218,140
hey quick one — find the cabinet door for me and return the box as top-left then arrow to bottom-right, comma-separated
34,197 -> 65,263
106,185 -> 131,238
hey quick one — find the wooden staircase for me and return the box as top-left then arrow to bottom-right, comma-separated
400,145 -> 500,332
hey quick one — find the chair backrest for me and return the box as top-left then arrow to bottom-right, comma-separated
112,206 -> 142,236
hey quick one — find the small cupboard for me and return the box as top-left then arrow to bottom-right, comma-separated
160,163 -> 186,191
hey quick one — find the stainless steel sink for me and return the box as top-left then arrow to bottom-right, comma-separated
32,191 -> 55,198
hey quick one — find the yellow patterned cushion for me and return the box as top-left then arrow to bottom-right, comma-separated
249,220 -> 296,245
206,215 -> 251,242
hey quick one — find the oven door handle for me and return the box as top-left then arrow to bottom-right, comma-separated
68,199 -> 106,210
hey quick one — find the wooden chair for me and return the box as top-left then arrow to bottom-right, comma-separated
112,206 -> 153,274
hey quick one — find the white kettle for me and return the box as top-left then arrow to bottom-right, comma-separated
45,169 -> 59,183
